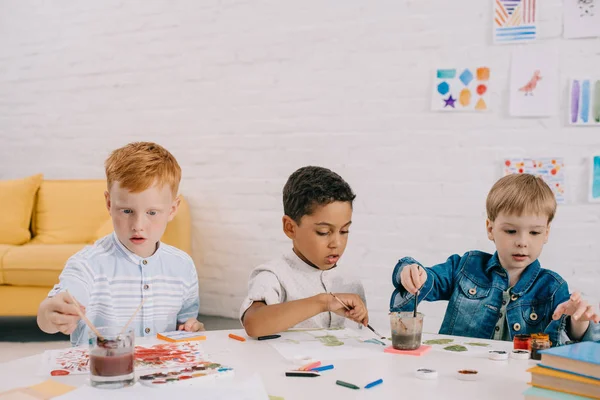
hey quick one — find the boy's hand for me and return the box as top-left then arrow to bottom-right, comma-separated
45,292 -> 84,335
400,264 -> 427,295
553,292 -> 600,324
178,318 -> 205,332
327,293 -> 369,327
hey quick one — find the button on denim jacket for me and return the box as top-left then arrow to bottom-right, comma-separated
390,251 -> 600,346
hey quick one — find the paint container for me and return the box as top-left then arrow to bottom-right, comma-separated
510,350 -> 531,360
89,328 -> 135,389
415,368 -> 438,380
488,350 -> 509,361
513,334 -> 531,351
530,333 -> 551,361
389,312 -> 424,350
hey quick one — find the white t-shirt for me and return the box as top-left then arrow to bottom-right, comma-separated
239,250 -> 366,329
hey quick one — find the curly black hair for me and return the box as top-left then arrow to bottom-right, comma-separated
283,166 -> 356,224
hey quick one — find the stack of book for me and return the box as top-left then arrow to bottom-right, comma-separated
524,342 -> 600,399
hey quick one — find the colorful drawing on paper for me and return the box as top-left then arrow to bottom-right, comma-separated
509,48 -> 558,117
494,0 -> 538,43
432,67 -> 491,112
504,158 -> 566,204
138,362 -> 234,387
41,342 -> 206,376
569,79 -> 600,126
420,334 -> 508,356
564,0 -> 600,38
268,328 -> 391,361
518,70 -> 542,96
591,154 -> 600,203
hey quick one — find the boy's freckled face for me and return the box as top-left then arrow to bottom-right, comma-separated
286,201 -> 353,270
105,182 -> 178,258
486,212 -> 550,272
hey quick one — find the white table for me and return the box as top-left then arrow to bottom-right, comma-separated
0,329 -> 536,399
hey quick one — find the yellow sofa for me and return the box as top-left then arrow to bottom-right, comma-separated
0,175 -> 191,316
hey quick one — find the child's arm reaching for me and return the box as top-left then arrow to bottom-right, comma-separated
242,293 -> 368,338
390,254 -> 462,311
552,291 -> 600,341
37,258 -> 92,335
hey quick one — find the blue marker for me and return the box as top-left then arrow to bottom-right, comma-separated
365,378 -> 383,389
310,364 -> 334,372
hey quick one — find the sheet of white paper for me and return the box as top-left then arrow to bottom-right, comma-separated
563,0 -> 600,38
431,67 -> 491,112
39,342 -> 206,376
268,328 -> 389,361
568,78 -> 600,126
503,158 -> 566,204
494,0 -> 538,44
509,47 -> 558,117
591,154 -> 600,203
54,373 -> 269,400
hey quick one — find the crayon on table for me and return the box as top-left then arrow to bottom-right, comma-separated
365,378 -> 383,389
257,335 -> 281,341
285,371 -> 320,377
336,380 -> 360,390
310,365 -> 334,372
228,333 -> 246,342
299,361 -> 321,371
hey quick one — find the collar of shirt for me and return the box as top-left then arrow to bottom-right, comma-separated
284,249 -> 338,273
111,232 -> 163,266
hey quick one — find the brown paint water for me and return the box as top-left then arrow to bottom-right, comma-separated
90,352 -> 134,377
391,332 -> 422,350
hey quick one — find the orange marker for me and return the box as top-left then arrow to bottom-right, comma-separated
228,333 -> 246,342
299,361 -> 321,371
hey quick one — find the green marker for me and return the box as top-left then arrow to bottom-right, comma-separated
336,380 -> 360,390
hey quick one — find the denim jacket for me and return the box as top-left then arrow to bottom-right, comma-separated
390,251 -> 600,346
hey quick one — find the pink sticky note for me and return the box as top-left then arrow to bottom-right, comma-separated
384,345 -> 432,356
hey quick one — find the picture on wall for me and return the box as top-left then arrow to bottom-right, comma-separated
509,47 -> 558,117
504,158 -> 566,204
563,0 -> 600,39
568,79 -> 600,126
494,0 -> 538,43
591,154 -> 600,203
431,67 -> 491,112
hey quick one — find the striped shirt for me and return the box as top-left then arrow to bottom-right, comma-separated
48,233 -> 199,346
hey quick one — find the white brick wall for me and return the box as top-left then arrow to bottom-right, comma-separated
1,0 -> 599,333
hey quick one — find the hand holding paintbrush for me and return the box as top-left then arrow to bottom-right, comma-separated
328,293 -> 385,339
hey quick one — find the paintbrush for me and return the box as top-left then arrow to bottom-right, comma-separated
414,290 -> 419,317
329,292 -> 385,339
119,298 -> 145,336
414,265 -> 423,317
64,290 -> 104,340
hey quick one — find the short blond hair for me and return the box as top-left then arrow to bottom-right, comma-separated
486,174 -> 556,223
105,142 -> 181,196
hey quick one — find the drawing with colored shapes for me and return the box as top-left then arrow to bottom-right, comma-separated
569,79 -> 600,126
563,0 -> 600,38
591,154 -> 600,203
504,158 -> 566,204
509,47 -> 558,117
494,0 -> 538,43
432,67 -> 491,112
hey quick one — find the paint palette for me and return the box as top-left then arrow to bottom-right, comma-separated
138,362 -> 234,387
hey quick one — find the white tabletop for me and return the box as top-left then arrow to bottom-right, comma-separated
0,329 -> 536,399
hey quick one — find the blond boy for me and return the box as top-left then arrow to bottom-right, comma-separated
391,174 -> 599,345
